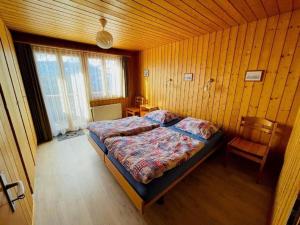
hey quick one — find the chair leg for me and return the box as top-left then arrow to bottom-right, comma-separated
256,161 -> 265,183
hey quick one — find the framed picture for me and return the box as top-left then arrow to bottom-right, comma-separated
245,70 -> 264,81
144,69 -> 149,77
184,73 -> 193,81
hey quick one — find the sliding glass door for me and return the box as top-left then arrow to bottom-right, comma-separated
33,47 -> 90,136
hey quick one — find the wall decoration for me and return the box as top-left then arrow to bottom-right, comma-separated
184,73 -> 193,81
245,70 -> 264,81
144,69 -> 149,77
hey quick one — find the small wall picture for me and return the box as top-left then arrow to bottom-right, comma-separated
184,73 -> 193,81
245,70 -> 264,81
144,69 -> 149,77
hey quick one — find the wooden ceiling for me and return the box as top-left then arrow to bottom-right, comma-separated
0,0 -> 299,50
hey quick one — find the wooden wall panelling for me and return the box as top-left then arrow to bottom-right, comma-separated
247,15 -> 279,117
0,87 -> 33,225
3,27 -> 37,159
165,44 -> 171,108
139,51 -> 145,102
182,38 -> 193,116
0,0 -> 300,50
179,39 -> 188,114
211,29 -> 230,123
160,45 -> 166,107
278,39 -> 300,126
255,12 -> 292,145
167,42 -> 176,112
266,12 -> 300,121
235,18 -> 266,123
236,19 -> 267,141
139,10 -> 300,154
207,31 -> 222,122
200,32 -> 216,120
286,82 -> 300,127
228,21 -> 257,132
255,13 -> 291,119
271,106 -> 300,225
186,36 -> 199,116
222,23 -> 247,132
216,26 -> 238,126
195,34 -> 209,119
190,36 -> 200,117
165,42 -> 173,110
0,19 -> 35,191
0,25 -> 37,157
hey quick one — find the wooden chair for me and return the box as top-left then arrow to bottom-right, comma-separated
226,116 -> 277,182
126,96 -> 144,117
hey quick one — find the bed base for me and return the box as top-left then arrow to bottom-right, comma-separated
88,134 -> 223,213
88,136 -> 105,161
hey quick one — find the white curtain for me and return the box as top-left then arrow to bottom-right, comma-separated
33,46 -> 90,136
84,52 -> 125,100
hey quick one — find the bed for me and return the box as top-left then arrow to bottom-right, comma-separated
88,111 -> 181,159
88,115 -> 223,213
96,128 -> 223,212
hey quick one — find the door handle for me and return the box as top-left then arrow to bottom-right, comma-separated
0,171 -> 25,212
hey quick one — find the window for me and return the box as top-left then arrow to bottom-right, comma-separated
32,45 -> 126,136
33,46 -> 90,136
86,53 -> 125,100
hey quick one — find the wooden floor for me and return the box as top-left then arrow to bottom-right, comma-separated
35,134 -> 274,225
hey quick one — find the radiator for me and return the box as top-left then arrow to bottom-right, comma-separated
91,103 -> 122,121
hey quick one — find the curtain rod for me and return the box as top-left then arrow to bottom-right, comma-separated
28,42 -> 127,58
13,39 -> 135,58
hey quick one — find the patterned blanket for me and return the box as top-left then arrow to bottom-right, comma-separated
87,116 -> 159,142
104,127 -> 205,184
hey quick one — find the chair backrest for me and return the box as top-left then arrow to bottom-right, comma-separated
135,96 -> 144,107
239,116 -> 277,147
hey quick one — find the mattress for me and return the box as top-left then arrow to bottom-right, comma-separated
89,130 -> 108,154
107,130 -> 223,201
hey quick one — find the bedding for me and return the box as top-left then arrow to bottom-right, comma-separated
107,130 -> 223,201
104,127 -> 205,184
87,116 -> 159,142
144,110 -> 179,124
175,117 -> 219,139
145,117 -> 181,127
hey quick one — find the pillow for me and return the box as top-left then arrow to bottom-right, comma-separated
175,117 -> 219,139
144,110 -> 178,124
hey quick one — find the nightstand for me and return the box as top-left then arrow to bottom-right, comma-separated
126,107 -> 140,117
140,105 -> 159,117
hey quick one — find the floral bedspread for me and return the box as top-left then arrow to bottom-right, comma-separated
104,127 -> 205,184
88,116 -> 159,142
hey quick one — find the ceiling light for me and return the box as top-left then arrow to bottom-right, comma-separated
96,18 -> 113,49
